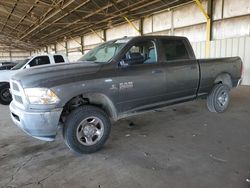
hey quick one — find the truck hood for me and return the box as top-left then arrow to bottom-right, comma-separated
0,70 -> 19,82
12,62 -> 101,88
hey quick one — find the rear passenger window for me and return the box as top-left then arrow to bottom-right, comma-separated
54,55 -> 65,63
29,56 -> 50,67
161,39 -> 189,61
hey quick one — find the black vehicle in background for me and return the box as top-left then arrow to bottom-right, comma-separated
0,62 -> 17,70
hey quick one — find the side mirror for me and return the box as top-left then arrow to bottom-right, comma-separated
119,59 -> 129,67
25,64 -> 30,69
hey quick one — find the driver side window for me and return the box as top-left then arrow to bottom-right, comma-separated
28,56 -> 50,67
123,40 -> 157,65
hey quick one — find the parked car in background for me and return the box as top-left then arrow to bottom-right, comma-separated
0,54 -> 69,105
9,36 -> 242,154
0,62 -> 17,70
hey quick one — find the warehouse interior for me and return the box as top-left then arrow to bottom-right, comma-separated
0,0 -> 250,84
0,0 -> 250,187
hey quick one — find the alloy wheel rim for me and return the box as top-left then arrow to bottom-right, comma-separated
217,91 -> 229,107
76,116 -> 104,146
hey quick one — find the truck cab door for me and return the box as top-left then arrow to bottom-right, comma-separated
116,39 -> 166,114
159,38 -> 199,101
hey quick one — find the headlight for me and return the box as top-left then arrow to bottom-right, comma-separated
24,88 -> 60,104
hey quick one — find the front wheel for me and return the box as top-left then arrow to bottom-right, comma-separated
63,105 -> 111,154
207,84 -> 230,113
0,84 -> 12,105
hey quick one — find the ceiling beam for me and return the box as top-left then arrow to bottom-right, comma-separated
19,0 -> 75,40
0,32 -> 40,51
0,6 -> 34,24
0,1 -> 53,8
9,0 -> 39,35
37,0 -> 132,41
28,0 -> 91,39
0,0 -> 19,32
0,20 -> 21,32
44,0 -> 185,44
39,0 -> 155,42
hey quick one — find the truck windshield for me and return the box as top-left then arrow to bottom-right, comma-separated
11,59 -> 30,70
78,39 -> 129,64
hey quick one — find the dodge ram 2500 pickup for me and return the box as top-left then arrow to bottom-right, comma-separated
0,54 -> 69,105
9,36 -> 242,154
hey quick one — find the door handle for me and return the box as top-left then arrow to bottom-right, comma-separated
152,69 -> 163,74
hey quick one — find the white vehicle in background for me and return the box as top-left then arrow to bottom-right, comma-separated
0,54 -> 69,105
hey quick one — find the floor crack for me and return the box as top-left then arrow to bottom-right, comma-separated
4,155 -> 34,187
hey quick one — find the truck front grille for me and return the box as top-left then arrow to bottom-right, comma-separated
10,80 -> 25,109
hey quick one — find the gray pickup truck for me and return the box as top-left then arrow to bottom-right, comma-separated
9,36 -> 242,154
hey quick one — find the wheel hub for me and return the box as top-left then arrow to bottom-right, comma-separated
218,92 -> 228,106
76,116 -> 104,146
83,125 -> 96,137
3,90 -> 10,98
1,88 -> 11,102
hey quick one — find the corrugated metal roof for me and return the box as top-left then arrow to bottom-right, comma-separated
0,0 -> 192,50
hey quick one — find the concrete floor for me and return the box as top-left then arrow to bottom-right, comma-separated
0,86 -> 250,188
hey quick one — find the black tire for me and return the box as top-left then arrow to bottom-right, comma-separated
207,84 -> 230,113
0,84 -> 12,105
63,105 -> 111,154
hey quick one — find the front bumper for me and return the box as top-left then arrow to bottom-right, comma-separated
9,101 -> 63,141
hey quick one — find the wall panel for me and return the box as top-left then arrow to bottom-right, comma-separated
224,0 -> 250,18
192,36 -> 250,85
106,21 -> 140,40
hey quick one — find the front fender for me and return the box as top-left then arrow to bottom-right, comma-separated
59,91 -> 118,120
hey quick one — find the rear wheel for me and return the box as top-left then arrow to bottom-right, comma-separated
207,84 -> 230,113
0,84 -> 12,105
63,105 -> 111,154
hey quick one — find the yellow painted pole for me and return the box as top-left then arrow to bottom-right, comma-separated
124,16 -> 141,35
206,18 -> 211,57
194,0 -> 209,19
194,0 -> 211,57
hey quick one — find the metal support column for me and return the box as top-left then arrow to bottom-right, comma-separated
9,50 -> 12,61
207,0 -> 213,41
171,10 -> 174,35
103,29 -> 107,42
80,36 -> 84,55
65,41 -> 68,56
194,0 -> 212,57
139,18 -> 143,36
45,46 -> 48,54
54,44 -> 57,53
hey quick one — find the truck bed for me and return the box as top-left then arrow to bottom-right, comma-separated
197,56 -> 242,96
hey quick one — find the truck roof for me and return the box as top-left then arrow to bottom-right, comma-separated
29,53 -> 67,58
112,35 -> 188,42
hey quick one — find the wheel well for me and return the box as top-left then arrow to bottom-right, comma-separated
0,82 -> 10,88
61,93 -> 117,122
214,73 -> 232,88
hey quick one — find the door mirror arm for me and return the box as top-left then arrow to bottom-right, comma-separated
25,64 -> 30,69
